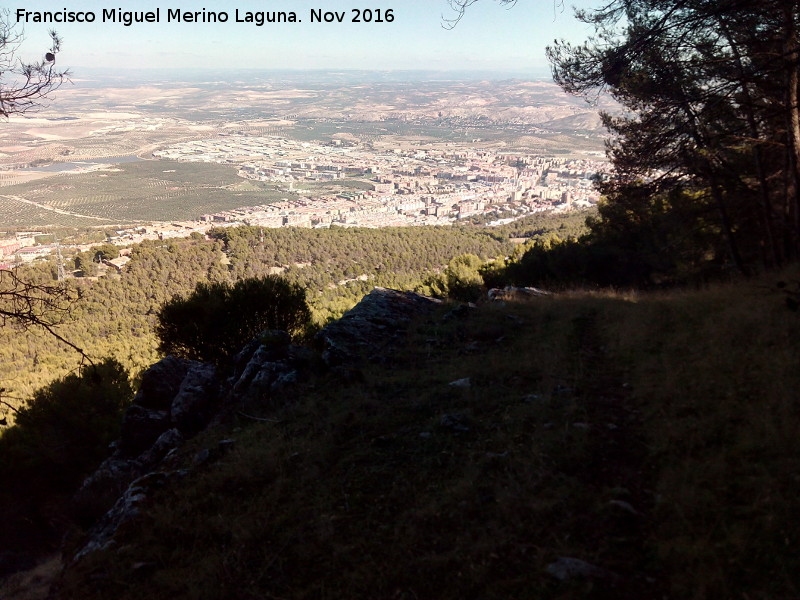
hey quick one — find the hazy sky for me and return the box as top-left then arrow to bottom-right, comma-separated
12,1 -> 601,74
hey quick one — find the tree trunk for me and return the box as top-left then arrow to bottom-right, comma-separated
709,174 -> 749,276
719,17 -> 781,267
784,3 -> 800,259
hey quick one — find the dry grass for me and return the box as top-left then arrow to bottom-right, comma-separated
55,272 -> 800,599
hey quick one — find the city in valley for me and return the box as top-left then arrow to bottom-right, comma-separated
0,71 -> 614,268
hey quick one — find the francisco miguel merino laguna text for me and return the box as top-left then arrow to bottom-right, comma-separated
16,7 -> 396,26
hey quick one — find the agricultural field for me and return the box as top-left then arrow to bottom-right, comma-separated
0,114 -> 221,169
0,74 -> 611,229
0,160 -> 295,227
279,119 -> 604,154
0,196 -> 92,228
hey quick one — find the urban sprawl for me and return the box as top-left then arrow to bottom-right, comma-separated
158,135 -> 606,227
1,134 -> 608,268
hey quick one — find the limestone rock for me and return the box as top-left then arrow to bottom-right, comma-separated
449,377 -> 471,388
76,359 -> 215,524
133,356 -> 194,410
137,428 -> 184,468
118,405 -> 171,458
72,472 -> 174,563
439,413 -> 471,433
240,360 -> 295,403
488,286 -> 551,301
232,329 -> 290,368
608,499 -> 641,517
73,456 -> 141,523
271,369 -> 299,392
118,357 -> 219,457
318,287 -> 441,365
233,348 -> 289,393
170,363 -> 219,435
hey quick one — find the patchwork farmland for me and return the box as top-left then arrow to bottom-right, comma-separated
0,161 -> 294,227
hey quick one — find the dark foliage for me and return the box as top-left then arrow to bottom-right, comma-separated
155,275 -> 312,365
545,0 -> 800,279
0,359 -> 132,553
507,188 -> 733,288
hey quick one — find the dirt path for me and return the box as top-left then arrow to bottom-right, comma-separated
0,195 -> 115,222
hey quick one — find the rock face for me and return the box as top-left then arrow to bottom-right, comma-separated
118,405 -> 171,459
132,356 -> 194,410
318,287 -> 441,365
487,286 -> 551,301
74,358 -> 219,525
124,358 -> 219,457
117,356 -> 196,457
228,330 -> 312,407
72,471 -> 182,563
71,337 -> 310,564
171,363 -> 220,435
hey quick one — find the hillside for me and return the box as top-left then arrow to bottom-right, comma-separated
2,2 -> 800,597
13,273 -> 796,600
0,212 -> 590,403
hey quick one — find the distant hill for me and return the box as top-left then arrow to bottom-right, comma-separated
542,112 -> 605,132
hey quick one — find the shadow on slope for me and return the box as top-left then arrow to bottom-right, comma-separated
56,275 -> 800,600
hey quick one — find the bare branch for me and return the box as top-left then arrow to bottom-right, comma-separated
0,269 -> 91,364
0,14 -> 86,407
0,11 -> 70,118
0,395 -> 21,415
442,0 -> 520,30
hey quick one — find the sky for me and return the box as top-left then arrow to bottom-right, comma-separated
11,1 -> 601,75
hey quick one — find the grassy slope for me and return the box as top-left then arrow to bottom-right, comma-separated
57,274 -> 800,600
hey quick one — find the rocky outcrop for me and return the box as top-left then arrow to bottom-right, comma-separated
72,471 -> 183,563
131,355 -> 194,410
227,329 -> 315,408
487,286 -> 551,301
74,358 -> 219,524
171,363 -> 220,435
318,287 -> 441,366
118,405 -> 171,459
71,287 -> 441,564
123,358 -> 219,457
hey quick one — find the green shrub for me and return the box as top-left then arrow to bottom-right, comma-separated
0,358 -> 132,552
155,275 -> 312,365
418,253 -> 486,302
0,358 -> 132,490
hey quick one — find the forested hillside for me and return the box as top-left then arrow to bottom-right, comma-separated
0,211 -> 588,403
